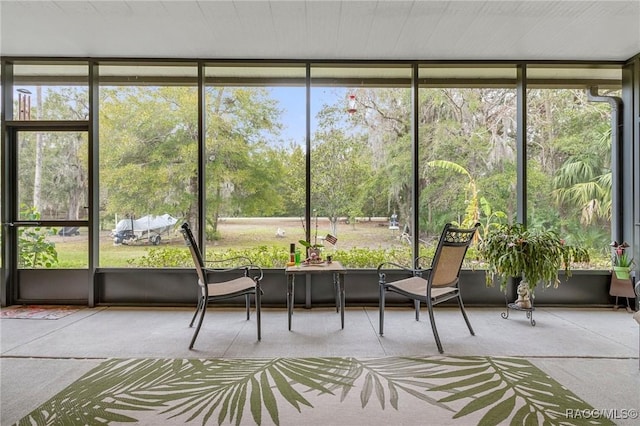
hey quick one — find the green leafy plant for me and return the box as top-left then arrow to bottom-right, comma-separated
426,160 -> 480,228
127,246 -> 192,267
479,223 -> 589,293
17,206 -> 59,268
610,241 -> 634,267
609,240 -> 634,279
298,211 -> 324,250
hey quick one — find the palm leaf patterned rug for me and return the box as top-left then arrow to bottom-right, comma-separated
0,305 -> 81,320
18,356 -> 611,426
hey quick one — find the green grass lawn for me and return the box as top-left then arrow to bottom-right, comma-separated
23,217 -> 610,269
45,217 -> 404,268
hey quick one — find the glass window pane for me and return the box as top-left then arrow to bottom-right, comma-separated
526,88 -> 613,267
17,131 -> 88,221
204,64 -> 306,267
18,226 -> 88,269
419,63 -> 518,264
418,86 -> 517,253
99,63 -> 198,267
311,65 -> 412,268
13,62 -> 88,120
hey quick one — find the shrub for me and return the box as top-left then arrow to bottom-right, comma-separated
130,244 -> 453,269
128,247 -> 192,267
18,206 -> 58,268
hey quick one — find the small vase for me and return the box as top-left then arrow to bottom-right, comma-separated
613,266 -> 630,280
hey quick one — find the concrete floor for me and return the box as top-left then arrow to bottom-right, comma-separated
1,305 -> 639,425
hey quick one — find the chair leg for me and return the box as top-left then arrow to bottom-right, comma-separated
427,298 -> 444,354
189,296 -> 203,328
256,288 -> 262,342
414,300 -> 420,321
245,294 -> 250,320
458,294 -> 475,336
379,284 -> 386,336
334,275 -> 340,313
189,298 -> 207,349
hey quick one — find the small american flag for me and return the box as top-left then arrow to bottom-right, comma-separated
324,234 -> 338,245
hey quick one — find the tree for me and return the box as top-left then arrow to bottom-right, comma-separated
311,126 -> 372,236
526,88 -> 611,243
99,85 -> 285,238
279,143 -> 306,216
418,88 -> 516,235
344,88 -> 413,223
17,87 -> 89,220
204,87 -> 284,234
424,160 -> 480,228
552,128 -> 611,226
100,86 -> 199,220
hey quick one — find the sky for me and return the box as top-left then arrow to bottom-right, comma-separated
13,84 -> 350,146
270,86 -> 350,145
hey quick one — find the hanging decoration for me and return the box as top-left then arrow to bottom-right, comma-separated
347,94 -> 357,114
17,88 -> 32,120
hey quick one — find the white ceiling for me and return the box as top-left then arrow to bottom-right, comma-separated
1,0 -> 639,62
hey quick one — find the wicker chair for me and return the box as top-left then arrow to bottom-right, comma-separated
180,222 -> 263,349
377,222 -> 480,353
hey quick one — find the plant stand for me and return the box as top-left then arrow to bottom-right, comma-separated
502,295 -> 536,326
609,274 -> 635,313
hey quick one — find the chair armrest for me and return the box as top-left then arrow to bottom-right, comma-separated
204,256 -> 264,281
376,262 -> 416,280
204,255 -> 253,268
414,255 -> 432,270
248,264 -> 264,282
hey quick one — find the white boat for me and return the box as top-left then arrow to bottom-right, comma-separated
112,214 -> 178,245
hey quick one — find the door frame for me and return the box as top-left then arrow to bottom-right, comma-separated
2,121 -> 92,306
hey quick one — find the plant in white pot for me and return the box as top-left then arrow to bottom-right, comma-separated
479,223 -> 590,303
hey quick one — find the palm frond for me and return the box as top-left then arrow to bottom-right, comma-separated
19,356 -> 611,426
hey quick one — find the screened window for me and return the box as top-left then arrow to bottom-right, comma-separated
98,63 -> 198,267
203,64 -> 306,266
13,62 -> 88,120
0,60 -> 626,271
419,65 -> 517,259
525,65 -> 621,267
310,65 -> 413,267
526,88 -> 614,266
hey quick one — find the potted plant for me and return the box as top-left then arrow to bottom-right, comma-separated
610,241 -> 634,280
479,223 -> 590,300
298,210 -> 324,262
